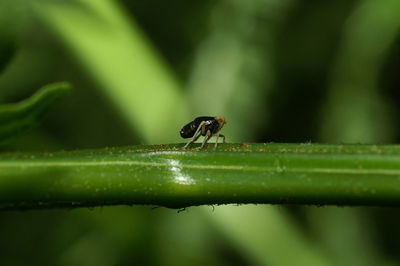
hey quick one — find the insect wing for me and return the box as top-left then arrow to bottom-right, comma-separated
180,121 -> 197,138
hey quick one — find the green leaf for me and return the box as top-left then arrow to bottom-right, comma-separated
33,1 -> 189,143
1,143 -> 400,210
320,0 -> 400,143
0,82 -> 71,143
0,39 -> 15,75
0,1 -> 17,74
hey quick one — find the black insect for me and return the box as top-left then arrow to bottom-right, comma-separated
180,116 -> 226,150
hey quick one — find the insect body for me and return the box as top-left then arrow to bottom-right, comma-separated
180,116 -> 226,150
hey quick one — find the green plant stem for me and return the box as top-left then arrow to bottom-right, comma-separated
1,143 -> 400,210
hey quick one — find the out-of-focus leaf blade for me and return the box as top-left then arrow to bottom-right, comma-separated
320,0 -> 400,143
0,39 -> 15,75
33,0 -> 189,144
208,205 -> 334,266
0,82 -> 71,143
0,1 -> 17,74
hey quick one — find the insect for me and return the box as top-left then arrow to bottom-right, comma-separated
180,116 -> 226,150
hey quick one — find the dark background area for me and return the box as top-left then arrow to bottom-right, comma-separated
1,0 -> 400,265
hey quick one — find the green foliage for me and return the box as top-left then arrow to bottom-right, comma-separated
320,0 -> 400,143
33,0 -> 189,143
0,82 -> 71,143
0,1 -> 16,74
1,0 -> 400,266
0,36 -> 15,74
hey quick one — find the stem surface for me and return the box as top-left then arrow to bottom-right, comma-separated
1,143 -> 400,210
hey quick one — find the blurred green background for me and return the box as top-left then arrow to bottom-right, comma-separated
1,0 -> 400,265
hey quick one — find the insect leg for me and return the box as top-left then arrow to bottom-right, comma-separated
212,134 -> 226,150
213,134 -> 219,151
220,134 -> 226,143
200,130 -> 212,149
183,121 -> 205,149
183,131 -> 201,149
